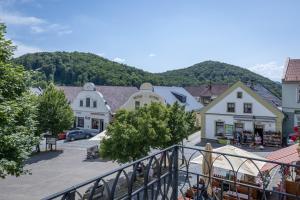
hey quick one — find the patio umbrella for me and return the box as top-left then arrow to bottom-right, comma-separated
192,145 -> 266,177
202,143 -> 213,196
89,130 -> 107,141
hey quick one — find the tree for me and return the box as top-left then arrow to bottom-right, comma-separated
162,102 -> 195,148
36,83 -> 74,141
0,23 -> 39,178
99,102 -> 195,163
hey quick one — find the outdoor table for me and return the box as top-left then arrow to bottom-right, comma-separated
226,191 -> 248,199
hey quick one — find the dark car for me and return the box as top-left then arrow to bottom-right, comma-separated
66,130 -> 93,141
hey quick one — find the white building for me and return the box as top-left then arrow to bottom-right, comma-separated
121,83 -> 203,126
58,83 -> 138,132
121,83 -> 203,111
282,58 -> 300,138
71,83 -> 111,132
121,83 -> 166,110
201,81 -> 283,144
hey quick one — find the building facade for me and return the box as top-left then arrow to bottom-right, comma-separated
120,83 -> 165,110
201,81 -> 283,145
58,83 -> 139,132
282,58 -> 300,137
121,83 -> 203,126
71,83 -> 111,132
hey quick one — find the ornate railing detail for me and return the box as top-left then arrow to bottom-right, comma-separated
43,145 -> 300,200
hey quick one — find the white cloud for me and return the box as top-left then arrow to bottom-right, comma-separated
13,41 -> 42,57
0,11 -> 72,36
31,25 -> 45,33
247,61 -> 284,82
113,57 -> 125,63
148,53 -> 156,57
0,12 -> 45,25
96,52 -> 105,57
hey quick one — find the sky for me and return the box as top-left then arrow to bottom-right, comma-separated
1,0 -> 300,82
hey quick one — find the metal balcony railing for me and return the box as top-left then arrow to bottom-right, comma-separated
42,145 -> 300,200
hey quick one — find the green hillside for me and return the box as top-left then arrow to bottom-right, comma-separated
14,51 -> 281,97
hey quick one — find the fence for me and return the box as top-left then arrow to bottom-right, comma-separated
43,145 -> 300,200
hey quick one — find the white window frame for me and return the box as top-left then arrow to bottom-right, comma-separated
295,114 -> 300,127
297,87 -> 300,103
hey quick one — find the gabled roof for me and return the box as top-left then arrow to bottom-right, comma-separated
282,58 -> 300,82
185,84 -> 230,97
57,85 -> 138,113
153,86 -> 203,112
201,81 -> 283,119
246,84 -> 282,108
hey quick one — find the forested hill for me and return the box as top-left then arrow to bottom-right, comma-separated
14,51 -> 281,97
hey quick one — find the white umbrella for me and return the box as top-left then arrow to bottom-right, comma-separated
89,130 -> 107,141
191,145 -> 266,177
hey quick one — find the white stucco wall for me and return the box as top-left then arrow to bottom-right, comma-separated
72,86 -> 111,131
120,90 -> 165,110
207,87 -> 275,117
204,87 -> 277,140
282,83 -> 300,112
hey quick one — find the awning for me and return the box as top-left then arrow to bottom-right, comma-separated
261,144 -> 300,171
191,145 -> 266,176
233,115 -> 276,122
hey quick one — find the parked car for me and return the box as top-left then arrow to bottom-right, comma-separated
57,132 -> 66,140
66,130 -> 94,141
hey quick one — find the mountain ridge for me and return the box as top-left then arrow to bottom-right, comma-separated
14,51 -> 281,97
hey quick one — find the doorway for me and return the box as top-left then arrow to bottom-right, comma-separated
254,124 -> 264,144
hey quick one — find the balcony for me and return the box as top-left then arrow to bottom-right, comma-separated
43,145 -> 300,200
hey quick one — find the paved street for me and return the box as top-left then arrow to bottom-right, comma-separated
0,139 -> 119,200
0,131 -> 277,200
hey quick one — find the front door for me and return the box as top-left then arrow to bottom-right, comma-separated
254,124 -> 264,144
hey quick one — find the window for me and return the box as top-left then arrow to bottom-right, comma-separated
86,97 -> 90,107
227,103 -> 235,112
297,88 -> 300,103
79,100 -> 83,107
295,115 -> 300,127
77,117 -> 84,128
215,121 -> 225,136
234,123 -> 244,133
244,103 -> 252,113
93,100 -> 97,108
237,92 -> 243,99
202,97 -> 211,106
135,101 -> 140,109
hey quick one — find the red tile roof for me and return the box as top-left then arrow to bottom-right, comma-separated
261,144 -> 299,171
185,84 -> 230,97
282,58 -> 300,82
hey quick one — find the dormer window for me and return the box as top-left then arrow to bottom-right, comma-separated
79,100 -> 83,107
86,97 -> 90,107
237,92 -> 243,99
93,100 -> 97,108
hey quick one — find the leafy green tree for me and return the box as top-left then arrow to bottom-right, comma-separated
36,83 -> 74,140
0,23 -> 39,178
161,102 -> 195,148
100,102 -> 195,163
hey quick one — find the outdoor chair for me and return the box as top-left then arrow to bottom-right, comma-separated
286,180 -> 300,200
